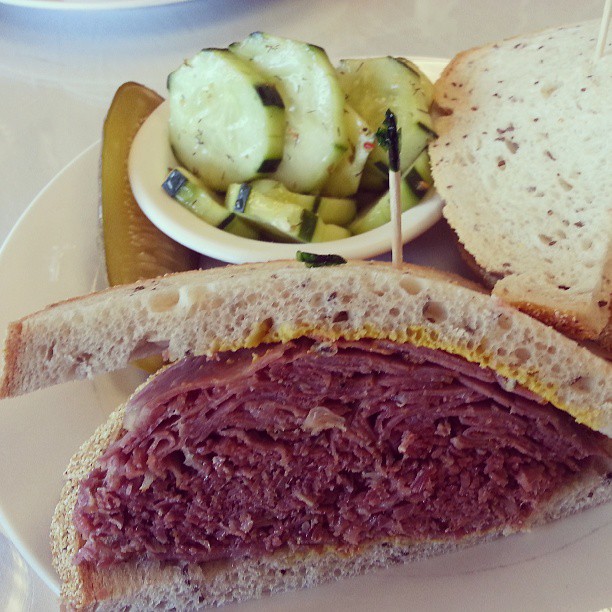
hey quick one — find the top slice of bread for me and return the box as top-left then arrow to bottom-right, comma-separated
429,21 -> 612,347
0,261 -> 610,436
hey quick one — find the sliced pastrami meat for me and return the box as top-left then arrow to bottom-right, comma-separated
73,339 -> 611,567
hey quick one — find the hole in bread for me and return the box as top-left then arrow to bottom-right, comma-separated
400,276 -> 424,295
247,293 -> 261,305
541,83 -> 559,98
180,285 -> 209,304
422,301 -> 447,324
504,140 -> 519,154
496,313 -> 513,331
511,347 -> 531,365
538,234 -> 557,246
128,338 -> 170,362
389,307 -> 401,317
66,352 -> 94,378
206,294 -> 224,309
310,292 -> 323,308
333,311 -> 349,323
148,290 -> 180,313
570,376 -> 592,393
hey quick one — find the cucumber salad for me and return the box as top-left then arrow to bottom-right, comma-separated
163,32 -> 436,244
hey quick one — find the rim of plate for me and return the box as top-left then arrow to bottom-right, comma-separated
0,0 -> 193,10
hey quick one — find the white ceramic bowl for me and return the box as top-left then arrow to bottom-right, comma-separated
128,58 -> 446,264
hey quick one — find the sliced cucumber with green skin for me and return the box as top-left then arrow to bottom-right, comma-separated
249,179 -> 316,209
405,147 -> 433,191
250,179 -> 357,226
314,194 -> 357,227
167,48 -> 285,191
336,56 -> 436,192
226,183 -> 351,243
322,104 -> 375,198
348,150 -> 433,235
394,56 -> 435,103
310,220 -> 351,242
162,168 -> 260,239
230,32 -> 349,194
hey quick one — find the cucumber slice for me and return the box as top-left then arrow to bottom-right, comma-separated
311,221 -> 351,242
249,179 -> 317,209
230,32 -> 349,194
349,150 -> 433,235
162,168 -> 259,240
226,183 -> 351,243
167,48 -> 285,191
336,56 -> 436,191
249,179 -> 356,226
226,183 -> 315,242
394,56 -> 435,103
405,149 -> 433,195
322,104 -> 375,198
314,195 -> 357,227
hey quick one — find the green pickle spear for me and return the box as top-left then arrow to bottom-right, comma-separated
101,82 -> 199,371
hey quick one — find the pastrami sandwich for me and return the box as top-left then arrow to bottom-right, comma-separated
0,260 -> 610,610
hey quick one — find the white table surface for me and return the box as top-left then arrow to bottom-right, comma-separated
0,1 -> 608,610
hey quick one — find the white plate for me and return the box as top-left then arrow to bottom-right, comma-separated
128,59 -> 446,264
0,99 -> 610,612
0,0 -> 192,10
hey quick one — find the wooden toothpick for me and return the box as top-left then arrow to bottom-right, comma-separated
377,109 -> 403,268
594,0 -> 612,62
389,159 -> 403,269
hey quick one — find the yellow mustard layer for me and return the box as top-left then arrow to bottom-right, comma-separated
214,322 -> 602,432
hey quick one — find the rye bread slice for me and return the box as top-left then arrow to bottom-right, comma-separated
429,21 -> 612,349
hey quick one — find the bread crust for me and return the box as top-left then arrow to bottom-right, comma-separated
429,21 -> 612,349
